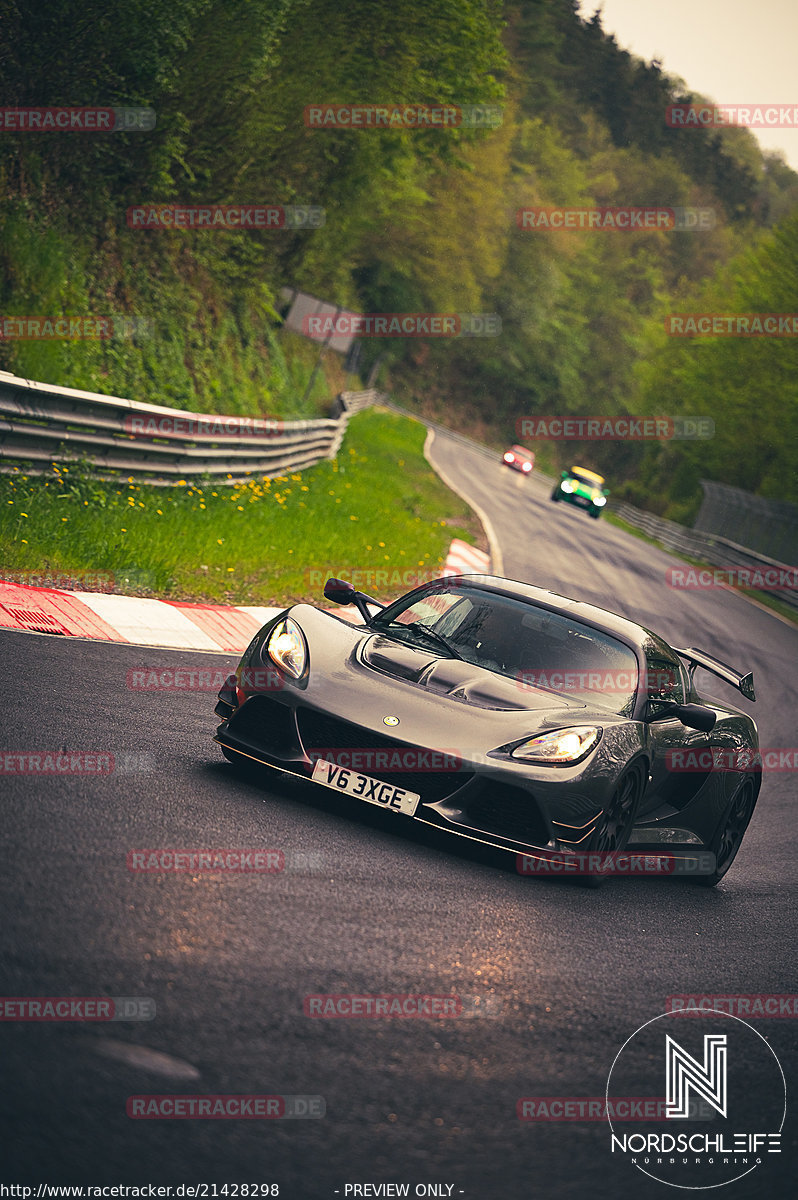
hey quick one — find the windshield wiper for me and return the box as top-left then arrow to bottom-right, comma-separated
383,620 -> 464,661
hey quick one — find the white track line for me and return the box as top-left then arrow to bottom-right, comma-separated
423,427 -> 502,575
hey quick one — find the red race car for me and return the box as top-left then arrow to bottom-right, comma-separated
502,444 -> 535,474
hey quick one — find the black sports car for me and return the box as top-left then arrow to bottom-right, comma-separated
215,574 -> 760,886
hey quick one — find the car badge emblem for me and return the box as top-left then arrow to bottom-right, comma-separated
383,715 -> 400,726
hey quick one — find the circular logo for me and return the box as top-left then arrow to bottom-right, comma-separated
382,715 -> 400,727
605,1009 -> 786,1189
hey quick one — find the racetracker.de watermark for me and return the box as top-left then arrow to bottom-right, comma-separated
127,1095 -> 325,1119
667,994 -> 798,1017
128,848 -> 326,873
516,207 -> 716,232
127,849 -> 285,873
304,103 -> 503,129
0,751 -> 155,775
666,313 -> 798,336
0,107 -> 155,132
0,996 -> 155,1020
515,416 -> 713,440
127,205 -> 324,229
306,567 -> 449,591
667,566 -> 798,591
665,748 -> 797,773
0,315 -> 151,340
667,103 -> 798,128
517,1097 -> 714,1120
516,667 -> 679,695
516,852 -> 716,877
0,752 -> 113,775
123,414 -> 283,439
306,749 -> 462,772
303,993 -> 501,1019
0,569 -> 116,591
127,666 -> 284,692
302,312 -> 500,338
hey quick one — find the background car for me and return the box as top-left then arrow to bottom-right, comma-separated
552,465 -> 609,517
215,573 -> 760,888
502,444 -> 535,473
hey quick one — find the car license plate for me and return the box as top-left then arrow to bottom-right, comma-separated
311,758 -> 420,816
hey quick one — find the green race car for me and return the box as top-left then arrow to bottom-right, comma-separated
551,465 -> 609,518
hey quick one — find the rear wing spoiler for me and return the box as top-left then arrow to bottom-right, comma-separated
675,646 -> 756,702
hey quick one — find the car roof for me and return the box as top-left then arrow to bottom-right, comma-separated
437,573 -> 656,652
510,444 -> 533,455
569,465 -> 605,483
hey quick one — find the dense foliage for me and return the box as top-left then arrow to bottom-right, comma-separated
1,0 -> 796,510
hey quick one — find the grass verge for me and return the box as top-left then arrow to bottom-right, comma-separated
0,408 -> 485,606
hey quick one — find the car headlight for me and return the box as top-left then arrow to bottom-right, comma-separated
503,452 -> 514,462
522,461 -> 532,472
592,494 -> 607,506
266,617 -> 307,679
510,726 -> 601,765
560,480 -> 574,493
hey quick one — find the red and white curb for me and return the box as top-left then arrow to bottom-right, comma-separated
443,537 -> 491,577
0,539 -> 490,653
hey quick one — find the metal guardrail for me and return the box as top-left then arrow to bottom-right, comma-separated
1,374 -> 793,613
0,371 -> 381,485
695,479 -> 798,565
608,502 -> 798,612
381,399 -> 798,614
334,389 -> 385,416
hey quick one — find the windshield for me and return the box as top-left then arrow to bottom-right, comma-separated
372,584 -> 639,714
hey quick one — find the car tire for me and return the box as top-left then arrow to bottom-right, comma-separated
589,509 -> 601,519
551,489 -> 561,502
577,763 -> 646,887
692,777 -> 757,887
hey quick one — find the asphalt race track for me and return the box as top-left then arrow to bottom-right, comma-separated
2,429 -> 796,1199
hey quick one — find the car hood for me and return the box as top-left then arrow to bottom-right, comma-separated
360,633 -> 570,712
263,604 -> 616,744
238,605 -> 634,761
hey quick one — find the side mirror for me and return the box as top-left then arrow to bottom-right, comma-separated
324,577 -> 356,605
323,577 -> 384,624
646,699 -> 716,733
561,470 -> 569,480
